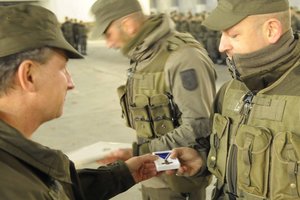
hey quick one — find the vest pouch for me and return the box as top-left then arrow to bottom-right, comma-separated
235,125 -> 272,198
271,131 -> 300,200
208,113 -> 230,188
149,94 -> 174,136
160,173 -> 212,193
129,94 -> 153,138
117,85 -> 131,128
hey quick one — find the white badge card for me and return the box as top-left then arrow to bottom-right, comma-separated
153,150 -> 180,171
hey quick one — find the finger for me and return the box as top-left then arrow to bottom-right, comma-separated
139,167 -> 158,180
141,163 -> 156,172
175,166 -> 186,176
140,154 -> 159,162
169,149 -> 178,159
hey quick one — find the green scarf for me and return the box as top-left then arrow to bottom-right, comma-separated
233,29 -> 300,91
121,14 -> 164,58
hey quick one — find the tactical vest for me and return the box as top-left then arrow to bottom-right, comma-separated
118,32 -> 204,139
208,63 -> 300,200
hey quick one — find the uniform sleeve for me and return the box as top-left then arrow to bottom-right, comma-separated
77,160 -> 135,200
140,46 -> 216,152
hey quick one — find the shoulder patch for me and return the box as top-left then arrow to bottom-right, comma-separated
180,69 -> 198,91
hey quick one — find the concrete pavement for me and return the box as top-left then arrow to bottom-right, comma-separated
32,40 -> 231,199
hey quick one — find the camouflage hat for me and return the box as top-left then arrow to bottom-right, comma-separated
0,4 -> 83,59
91,0 -> 142,35
203,0 -> 289,31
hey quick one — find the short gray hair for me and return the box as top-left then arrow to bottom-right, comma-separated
0,47 -> 54,95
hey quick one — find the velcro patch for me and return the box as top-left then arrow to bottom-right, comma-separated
180,69 -> 198,91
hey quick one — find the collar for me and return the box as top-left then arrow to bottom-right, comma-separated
0,120 -> 72,183
122,14 -> 174,62
229,30 -> 300,91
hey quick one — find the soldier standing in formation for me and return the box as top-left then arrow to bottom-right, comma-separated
61,17 -> 88,55
291,6 -> 300,32
61,16 -> 75,48
171,11 -> 227,64
78,21 -> 88,55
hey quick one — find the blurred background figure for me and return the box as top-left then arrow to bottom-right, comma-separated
77,20 -> 88,55
61,16 -> 75,48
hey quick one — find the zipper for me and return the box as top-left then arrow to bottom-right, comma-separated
227,91 -> 254,199
226,58 -> 241,80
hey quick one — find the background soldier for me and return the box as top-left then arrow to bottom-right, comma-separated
291,6 -> 300,32
61,16 -> 75,48
72,18 -> 80,50
78,20 -> 88,55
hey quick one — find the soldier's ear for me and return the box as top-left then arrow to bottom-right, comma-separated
121,17 -> 138,36
263,18 -> 282,44
17,60 -> 37,92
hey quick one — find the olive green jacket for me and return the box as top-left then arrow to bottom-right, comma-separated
121,14 -> 216,192
210,31 -> 300,199
0,120 -> 135,200
123,13 -> 216,159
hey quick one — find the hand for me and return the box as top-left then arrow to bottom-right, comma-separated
97,148 -> 133,164
165,147 -> 203,176
125,154 -> 159,183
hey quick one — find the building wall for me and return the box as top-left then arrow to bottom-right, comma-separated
150,0 -> 217,14
37,0 -> 150,23
151,0 -> 299,14
1,0 -> 298,22
37,0 -> 95,22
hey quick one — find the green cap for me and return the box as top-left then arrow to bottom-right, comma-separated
0,4 -> 83,59
203,0 -> 289,31
91,0 -> 142,34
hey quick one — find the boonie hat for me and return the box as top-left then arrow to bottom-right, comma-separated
203,0 -> 289,31
91,0 -> 142,34
0,4 -> 83,58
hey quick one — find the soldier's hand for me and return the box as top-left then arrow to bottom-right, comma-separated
125,154 -> 159,183
165,147 -> 203,176
97,148 -> 133,164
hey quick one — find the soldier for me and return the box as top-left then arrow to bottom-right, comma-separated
205,28 -> 220,63
78,20 -> 88,55
172,12 -> 182,32
61,16 -> 75,48
178,13 -> 191,33
0,4 -> 159,200
189,15 -> 199,40
72,18 -> 81,50
168,0 -> 300,199
291,7 -> 300,32
91,0 -> 216,199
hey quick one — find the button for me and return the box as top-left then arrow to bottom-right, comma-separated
211,156 -> 216,161
290,183 -> 296,189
